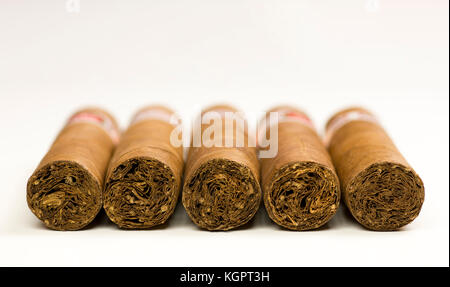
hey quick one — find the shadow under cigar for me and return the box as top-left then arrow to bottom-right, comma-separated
91,201 -> 192,231
27,197 -> 407,232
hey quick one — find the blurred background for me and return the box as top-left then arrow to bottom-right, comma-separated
0,0 -> 448,266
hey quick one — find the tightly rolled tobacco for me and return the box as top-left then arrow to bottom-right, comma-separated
259,106 -> 340,230
182,105 -> 262,230
325,107 -> 424,230
27,108 -> 119,230
103,106 -> 184,229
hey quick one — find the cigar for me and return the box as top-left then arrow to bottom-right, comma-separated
259,106 -> 340,230
325,107 -> 425,230
103,106 -> 184,229
27,108 -> 119,230
182,105 -> 262,230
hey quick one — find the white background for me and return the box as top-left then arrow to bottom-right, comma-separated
0,0 -> 448,267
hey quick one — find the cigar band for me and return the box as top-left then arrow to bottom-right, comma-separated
67,111 -> 120,144
201,108 -> 246,122
131,108 -> 182,128
258,109 -> 314,134
324,110 -> 378,147
276,109 -> 314,129
257,109 -> 314,148
201,109 -> 249,145
201,109 -> 247,131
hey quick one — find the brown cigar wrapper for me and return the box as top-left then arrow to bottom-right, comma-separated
182,105 -> 262,231
103,106 -> 184,229
26,108 -> 119,230
326,107 -> 424,230
260,106 -> 340,230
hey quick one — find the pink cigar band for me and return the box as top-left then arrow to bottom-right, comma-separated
324,109 -> 379,148
257,108 -> 315,148
131,107 -> 182,128
68,111 -> 120,145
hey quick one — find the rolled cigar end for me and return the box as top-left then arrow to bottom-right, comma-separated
326,107 -> 425,230
182,104 -> 261,231
103,105 -> 183,229
265,162 -> 339,230
27,161 -> 102,231
261,106 -> 340,230
182,158 -> 261,231
27,108 -> 118,230
104,157 -> 178,229
346,162 -> 424,231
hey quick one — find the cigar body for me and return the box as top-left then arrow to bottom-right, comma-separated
260,106 -> 340,230
103,106 -> 183,229
182,105 -> 262,230
27,108 -> 119,230
326,107 -> 424,230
